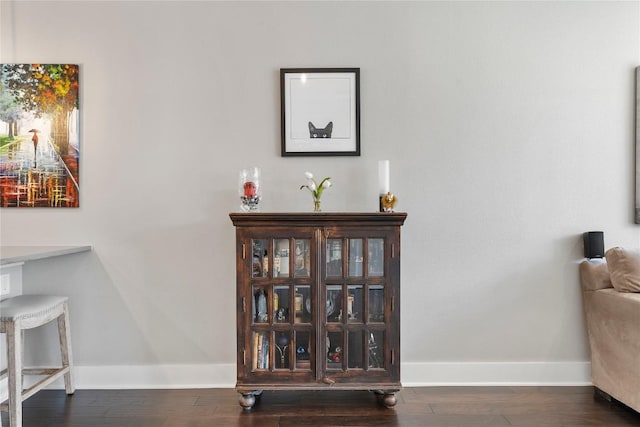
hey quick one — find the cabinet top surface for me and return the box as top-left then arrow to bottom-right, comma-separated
229,212 -> 407,227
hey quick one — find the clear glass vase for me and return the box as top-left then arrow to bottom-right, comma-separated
239,167 -> 261,212
313,199 -> 321,212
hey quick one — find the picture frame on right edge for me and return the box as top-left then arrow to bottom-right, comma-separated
636,66 -> 640,224
280,68 -> 360,157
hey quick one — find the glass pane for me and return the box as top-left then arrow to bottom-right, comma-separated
274,239 -> 290,278
252,331 -> 269,371
348,330 -> 363,369
274,285 -> 289,323
294,239 -> 310,277
369,286 -> 384,323
252,239 -> 268,278
253,288 -> 268,324
368,238 -> 384,277
326,238 -> 343,277
327,331 -> 343,370
347,285 -> 363,322
274,331 -> 291,369
368,331 -> 384,369
295,331 -> 311,370
294,286 -> 311,324
348,239 -> 363,277
326,285 -> 342,323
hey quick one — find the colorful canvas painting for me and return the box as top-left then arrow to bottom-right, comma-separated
0,64 -> 79,207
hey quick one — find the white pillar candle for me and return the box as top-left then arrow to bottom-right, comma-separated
378,160 -> 390,195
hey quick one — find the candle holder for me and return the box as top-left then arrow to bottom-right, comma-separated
378,160 -> 390,212
380,192 -> 398,213
239,167 -> 261,212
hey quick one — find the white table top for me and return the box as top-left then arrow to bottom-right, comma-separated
0,245 -> 92,265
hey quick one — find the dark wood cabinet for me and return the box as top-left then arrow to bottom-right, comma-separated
230,212 -> 407,409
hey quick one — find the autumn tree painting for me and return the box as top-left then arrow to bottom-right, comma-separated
0,64 -> 80,208
2,64 -> 79,155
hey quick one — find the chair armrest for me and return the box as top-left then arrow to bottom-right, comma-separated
579,260 -> 612,291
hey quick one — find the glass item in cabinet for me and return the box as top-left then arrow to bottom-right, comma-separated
326,285 -> 343,323
347,285 -> 362,322
294,239 -> 310,277
327,331 -> 343,369
274,286 -> 289,323
368,331 -> 384,368
369,286 -> 384,322
348,239 -> 363,277
274,239 -> 290,277
262,250 -> 269,276
307,290 -> 335,317
368,238 -> 384,277
275,332 -> 290,369
254,289 -> 268,323
251,239 -> 268,278
239,167 -> 261,212
295,286 -> 311,323
295,331 -> 311,370
326,239 -> 342,277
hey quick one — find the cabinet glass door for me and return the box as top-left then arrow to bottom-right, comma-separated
321,235 -> 392,380
247,236 -> 314,377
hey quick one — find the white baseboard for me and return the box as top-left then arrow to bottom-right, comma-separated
71,363 -> 238,389
0,361 -> 592,399
401,361 -> 592,386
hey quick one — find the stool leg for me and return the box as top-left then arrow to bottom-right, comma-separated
20,331 -> 24,395
57,302 -> 74,395
6,322 -> 22,427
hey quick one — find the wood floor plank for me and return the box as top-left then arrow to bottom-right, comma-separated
2,386 -> 639,426
163,415 -> 281,427
278,414 -> 512,426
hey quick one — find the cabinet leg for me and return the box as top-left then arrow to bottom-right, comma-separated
372,389 -> 398,408
382,392 -> 397,408
238,392 -> 257,410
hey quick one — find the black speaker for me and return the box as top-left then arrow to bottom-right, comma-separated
583,231 -> 604,259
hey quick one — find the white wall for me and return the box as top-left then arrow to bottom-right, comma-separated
1,1 -> 639,387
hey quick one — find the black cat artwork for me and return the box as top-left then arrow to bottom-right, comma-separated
308,121 -> 333,138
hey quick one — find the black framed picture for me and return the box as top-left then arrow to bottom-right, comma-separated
281,68 -> 360,157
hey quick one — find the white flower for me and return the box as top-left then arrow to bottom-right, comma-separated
300,172 -> 332,201
307,179 -> 317,191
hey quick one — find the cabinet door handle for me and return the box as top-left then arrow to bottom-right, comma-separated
242,297 -> 246,313
242,243 -> 246,260
322,376 -> 335,385
391,291 -> 395,313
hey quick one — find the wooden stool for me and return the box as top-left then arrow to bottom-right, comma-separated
0,295 -> 74,426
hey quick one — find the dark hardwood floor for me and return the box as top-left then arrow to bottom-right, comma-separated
2,386 -> 639,426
